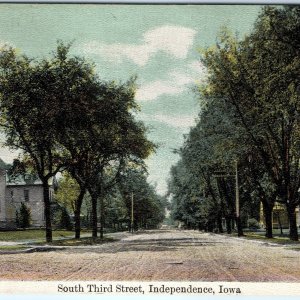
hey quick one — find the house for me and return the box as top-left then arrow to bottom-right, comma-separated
259,202 -> 300,229
0,168 -> 54,229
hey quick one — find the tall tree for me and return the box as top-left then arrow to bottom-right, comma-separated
0,42 -> 103,242
201,7 -> 300,240
53,56 -> 156,239
119,168 -> 166,231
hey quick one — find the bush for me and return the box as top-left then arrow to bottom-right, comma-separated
248,218 -> 260,229
16,202 -> 31,228
59,208 -> 73,230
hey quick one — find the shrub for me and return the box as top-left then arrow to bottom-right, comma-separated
59,208 -> 73,230
17,202 -> 31,228
248,218 -> 260,229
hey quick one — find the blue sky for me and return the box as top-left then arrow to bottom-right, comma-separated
0,4 -> 262,194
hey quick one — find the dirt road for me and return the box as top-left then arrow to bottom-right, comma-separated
0,230 -> 300,281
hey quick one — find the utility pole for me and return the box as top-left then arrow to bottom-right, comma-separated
235,160 -> 243,237
235,160 -> 240,218
131,192 -> 134,233
213,160 -> 243,237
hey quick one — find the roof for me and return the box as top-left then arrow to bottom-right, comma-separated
6,173 -> 43,186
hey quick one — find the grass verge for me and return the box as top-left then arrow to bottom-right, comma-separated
0,229 -> 91,241
0,245 -> 30,251
35,236 -> 117,246
243,232 -> 299,244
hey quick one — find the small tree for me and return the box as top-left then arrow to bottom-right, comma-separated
17,202 -> 31,229
59,207 -> 73,231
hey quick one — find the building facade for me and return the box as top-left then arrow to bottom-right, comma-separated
259,202 -> 300,229
0,169 -> 53,229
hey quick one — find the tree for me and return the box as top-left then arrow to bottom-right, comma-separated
48,46 -> 156,239
55,172 -> 80,214
119,168 -> 166,231
0,42 -> 101,242
201,7 -> 300,240
0,42 -> 155,242
103,187 -> 128,231
16,202 -> 31,229
177,95 -> 245,235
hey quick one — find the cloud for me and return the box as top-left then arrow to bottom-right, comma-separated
83,42 -> 149,66
138,112 -> 196,129
168,70 -> 194,86
136,80 -> 186,102
189,60 -> 207,78
82,25 -> 197,66
154,113 -> 196,129
136,64 -> 205,102
143,25 -> 196,60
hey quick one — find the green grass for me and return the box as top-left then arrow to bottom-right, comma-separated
242,232 -> 300,245
289,247 -> 300,251
0,229 -> 76,241
0,245 -> 30,251
36,236 -> 117,246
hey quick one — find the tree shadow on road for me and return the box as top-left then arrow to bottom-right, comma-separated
70,237 -> 222,254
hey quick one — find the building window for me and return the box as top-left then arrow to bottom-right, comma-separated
24,190 -> 29,202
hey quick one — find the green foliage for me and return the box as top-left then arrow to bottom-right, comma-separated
247,218 -> 260,229
55,172 -> 80,214
0,42 -> 155,241
16,203 -> 31,229
0,42 -> 103,242
59,208 -> 73,231
119,168 -> 166,230
201,6 -> 300,240
169,6 -> 300,240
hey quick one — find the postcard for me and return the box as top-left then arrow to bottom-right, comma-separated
0,1 -> 299,297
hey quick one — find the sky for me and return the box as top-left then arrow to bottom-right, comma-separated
0,4 -> 263,195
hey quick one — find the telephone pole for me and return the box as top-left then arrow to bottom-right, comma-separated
235,160 -> 240,218
235,160 -> 243,236
131,192 -> 134,233
213,160 -> 243,237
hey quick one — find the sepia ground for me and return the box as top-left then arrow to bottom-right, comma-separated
0,229 -> 300,281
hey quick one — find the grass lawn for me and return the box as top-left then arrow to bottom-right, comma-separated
223,229 -> 300,251
243,232 -> 300,244
37,236 -> 117,246
240,231 -> 300,251
0,229 -> 77,242
0,245 -> 30,251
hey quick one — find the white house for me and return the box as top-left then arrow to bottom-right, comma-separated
0,168 -> 54,229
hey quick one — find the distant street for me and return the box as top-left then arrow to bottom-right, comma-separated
0,230 -> 300,281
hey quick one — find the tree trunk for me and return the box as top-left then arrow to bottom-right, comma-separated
207,221 -> 214,232
236,215 -> 244,237
262,201 -> 273,238
217,214 -> 223,233
42,181 -> 52,243
100,205 -> 104,239
99,189 -> 105,239
91,193 -> 98,239
74,189 -> 85,239
128,221 -> 131,232
287,203 -> 299,241
276,212 -> 283,235
225,217 -> 232,234
231,218 -> 235,230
